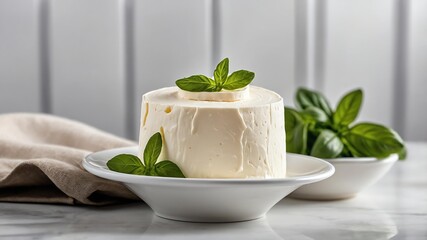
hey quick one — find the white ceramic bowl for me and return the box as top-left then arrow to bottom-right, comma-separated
290,154 -> 398,200
83,147 -> 334,222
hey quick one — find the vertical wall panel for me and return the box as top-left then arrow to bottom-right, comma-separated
405,0 -> 427,140
50,0 -> 126,137
322,0 -> 394,127
133,0 -> 211,134
219,0 -> 295,105
294,0 -> 314,90
134,0 -> 211,93
0,0 -> 41,113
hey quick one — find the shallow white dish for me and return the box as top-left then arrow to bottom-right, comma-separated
290,154 -> 398,200
83,147 -> 334,222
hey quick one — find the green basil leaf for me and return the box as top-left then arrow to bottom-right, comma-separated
292,124 -> 308,154
295,88 -> 333,117
339,145 -> 352,157
176,75 -> 216,92
285,107 -> 304,126
143,132 -> 163,167
285,107 -> 308,154
398,147 -> 407,160
306,127 -> 318,152
344,123 -> 405,158
341,137 -> 363,157
154,160 -> 185,178
107,154 -> 145,174
222,70 -> 255,90
132,167 -> 146,175
147,168 -> 158,176
310,130 -> 343,158
214,58 -> 229,87
333,89 -> 363,126
302,106 -> 329,123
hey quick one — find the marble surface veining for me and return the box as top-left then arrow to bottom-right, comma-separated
1,143 -> 426,240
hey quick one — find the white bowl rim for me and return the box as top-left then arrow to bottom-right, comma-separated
83,147 -> 335,186
324,153 -> 399,164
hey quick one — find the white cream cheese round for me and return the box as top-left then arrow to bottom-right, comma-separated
138,86 -> 286,179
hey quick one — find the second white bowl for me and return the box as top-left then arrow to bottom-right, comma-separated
290,154 -> 398,200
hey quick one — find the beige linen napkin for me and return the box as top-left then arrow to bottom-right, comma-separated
0,113 -> 139,205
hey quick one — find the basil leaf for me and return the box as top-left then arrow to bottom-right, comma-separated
310,130 -> 343,158
107,132 -> 186,178
285,107 -> 308,154
132,167 -> 146,175
107,154 -> 145,174
398,147 -> 407,160
333,89 -> 363,126
292,124 -> 308,154
306,127 -> 318,152
214,58 -> 229,87
341,137 -> 363,157
302,106 -> 329,123
339,145 -> 352,157
154,160 -> 185,178
222,70 -> 255,90
143,132 -> 162,167
176,75 -> 216,92
147,168 -> 159,176
344,123 -> 405,158
295,88 -> 333,117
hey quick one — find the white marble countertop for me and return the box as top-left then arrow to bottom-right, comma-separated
1,142 -> 426,240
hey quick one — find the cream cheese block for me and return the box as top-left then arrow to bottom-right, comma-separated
138,86 -> 286,178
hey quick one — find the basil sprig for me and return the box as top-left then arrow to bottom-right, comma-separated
285,88 -> 406,160
176,58 -> 255,92
107,132 -> 185,178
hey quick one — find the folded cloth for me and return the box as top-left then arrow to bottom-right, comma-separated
0,113 -> 139,205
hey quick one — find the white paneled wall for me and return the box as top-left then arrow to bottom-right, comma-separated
50,0 -> 126,136
322,0 -> 395,126
406,0 -> 427,140
0,0 -> 41,112
219,0 -> 295,106
135,0 -> 211,93
0,0 -> 426,140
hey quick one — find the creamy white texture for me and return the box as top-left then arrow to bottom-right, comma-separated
139,86 -> 286,178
